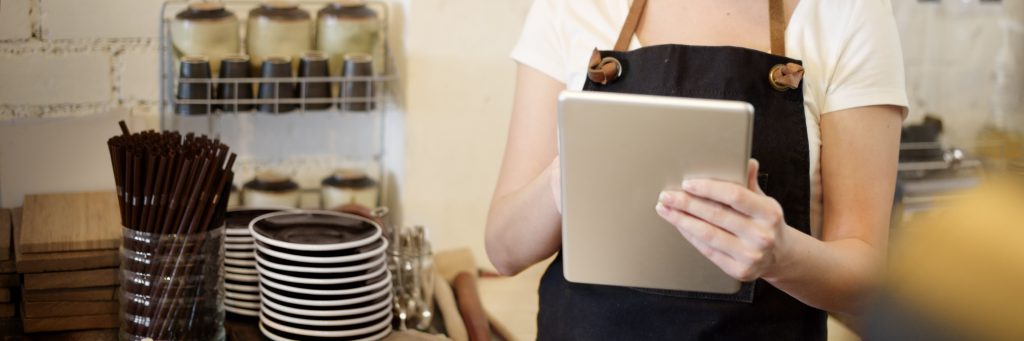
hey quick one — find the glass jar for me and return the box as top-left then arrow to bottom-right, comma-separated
247,1 -> 313,72
120,226 -> 226,341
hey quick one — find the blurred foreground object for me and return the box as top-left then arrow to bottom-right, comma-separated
869,176 -> 1024,341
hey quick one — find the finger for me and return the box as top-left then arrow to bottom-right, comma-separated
655,202 -> 748,259
659,191 -> 760,241
680,232 -> 754,281
681,178 -> 774,220
747,159 -> 764,195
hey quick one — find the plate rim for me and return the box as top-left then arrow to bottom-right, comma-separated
255,238 -> 388,264
255,262 -> 387,285
261,302 -> 390,327
258,280 -> 391,307
259,310 -> 392,338
260,292 -> 392,317
248,210 -> 382,251
259,271 -> 391,296
255,252 -> 386,274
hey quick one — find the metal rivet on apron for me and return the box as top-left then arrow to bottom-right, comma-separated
588,56 -> 623,85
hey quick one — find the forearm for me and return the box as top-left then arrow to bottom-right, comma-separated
764,227 -> 883,315
485,166 -> 562,275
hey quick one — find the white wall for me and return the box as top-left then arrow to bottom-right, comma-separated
396,0 -> 531,267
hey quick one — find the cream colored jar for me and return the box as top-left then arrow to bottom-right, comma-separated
170,3 -> 240,75
246,1 -> 313,72
321,168 -> 378,210
316,0 -> 381,76
242,171 -> 301,208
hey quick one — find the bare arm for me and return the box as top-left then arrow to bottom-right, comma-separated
764,105 -> 902,313
656,105 -> 902,314
485,64 -> 566,275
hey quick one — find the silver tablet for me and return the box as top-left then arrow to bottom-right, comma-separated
557,91 -> 753,294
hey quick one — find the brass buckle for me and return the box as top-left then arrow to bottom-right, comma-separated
768,64 -> 790,91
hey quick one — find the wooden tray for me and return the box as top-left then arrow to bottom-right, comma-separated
0,209 -> 10,261
24,286 -> 118,302
23,300 -> 119,318
23,268 -> 118,291
21,314 -> 118,333
13,207 -> 120,273
19,192 -> 121,254
0,273 -> 17,288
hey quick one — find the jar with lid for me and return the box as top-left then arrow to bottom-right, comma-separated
316,0 -> 382,76
247,1 -> 313,72
321,168 -> 378,210
170,3 -> 241,75
243,171 -> 301,208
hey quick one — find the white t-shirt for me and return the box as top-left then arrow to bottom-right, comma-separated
511,0 -> 909,237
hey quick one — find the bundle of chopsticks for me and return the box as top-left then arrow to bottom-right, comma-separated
107,121 -> 235,235
107,121 -> 235,339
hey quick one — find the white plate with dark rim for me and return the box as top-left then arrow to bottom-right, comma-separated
255,262 -> 386,286
254,252 -> 386,274
225,272 -> 259,283
226,242 -> 256,250
226,228 -> 252,236
225,282 -> 259,293
259,321 -> 391,341
226,291 -> 260,301
254,238 -> 387,264
225,304 -> 259,317
226,258 -> 257,267
226,250 -> 256,259
260,271 -> 391,296
259,282 -> 390,307
226,265 -> 258,275
260,293 -> 392,317
259,310 -> 392,338
225,298 -> 261,310
261,304 -> 391,327
226,236 -> 256,244
248,210 -> 382,252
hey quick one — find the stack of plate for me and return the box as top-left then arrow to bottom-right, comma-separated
250,210 -> 393,341
224,208 -> 283,317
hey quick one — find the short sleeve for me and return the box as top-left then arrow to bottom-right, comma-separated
822,0 -> 909,116
511,0 -> 567,84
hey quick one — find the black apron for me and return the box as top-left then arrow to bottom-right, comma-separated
537,0 -> 826,339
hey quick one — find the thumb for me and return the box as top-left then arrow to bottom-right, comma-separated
747,159 -> 764,195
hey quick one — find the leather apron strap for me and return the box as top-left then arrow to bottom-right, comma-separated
589,0 -> 803,89
616,0 -> 788,54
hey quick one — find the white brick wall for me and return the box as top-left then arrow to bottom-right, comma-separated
119,50 -> 160,102
0,53 -> 112,105
0,0 -> 161,120
0,0 -> 33,41
40,0 -> 164,40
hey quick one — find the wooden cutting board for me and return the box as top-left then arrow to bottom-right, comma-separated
20,191 -> 121,254
23,300 -> 119,318
23,268 -> 118,291
0,274 -> 17,287
26,328 -> 118,341
0,209 -> 10,261
12,207 -> 119,273
21,313 -> 118,333
24,286 -> 118,302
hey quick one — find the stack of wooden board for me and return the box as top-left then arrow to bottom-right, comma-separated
0,209 -> 20,337
15,192 -> 121,334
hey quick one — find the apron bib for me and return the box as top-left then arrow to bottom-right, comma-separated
537,0 -> 825,339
